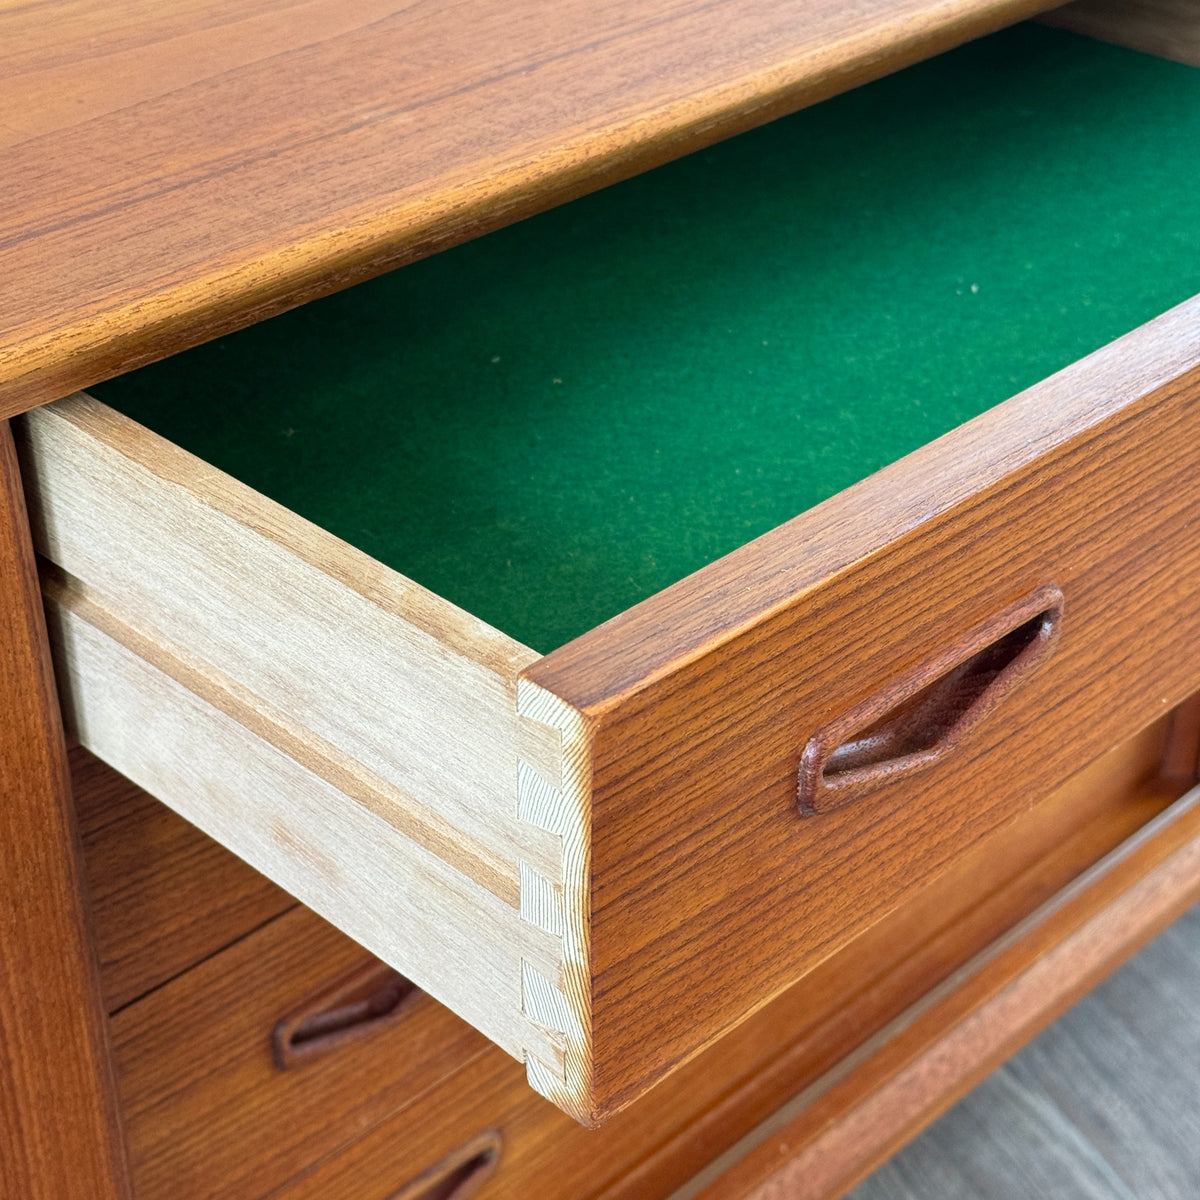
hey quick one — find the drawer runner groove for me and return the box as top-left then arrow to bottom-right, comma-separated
42,565 -> 521,903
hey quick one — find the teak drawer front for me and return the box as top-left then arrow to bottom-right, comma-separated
532,296 -> 1200,1117
16,294 -> 1200,1123
113,904 -> 488,1200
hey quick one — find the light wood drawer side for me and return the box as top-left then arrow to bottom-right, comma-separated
17,396 -> 593,1120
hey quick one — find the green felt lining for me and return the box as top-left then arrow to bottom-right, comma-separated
94,24 -> 1200,653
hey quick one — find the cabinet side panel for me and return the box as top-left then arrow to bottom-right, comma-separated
0,422 -> 132,1200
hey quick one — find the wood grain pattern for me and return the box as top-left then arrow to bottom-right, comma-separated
0,0 -> 1063,418
1043,0 -> 1200,65
44,582 -> 566,1071
682,786 -> 1200,1200
594,721 -> 1183,1200
19,392 -> 591,1115
71,745 -> 295,1011
260,720 -> 1185,1200
270,958 -> 419,1069
798,584 -> 1062,815
388,1132 -> 503,1200
525,294 -> 1200,1119
111,905 -> 489,1200
0,422 -> 132,1199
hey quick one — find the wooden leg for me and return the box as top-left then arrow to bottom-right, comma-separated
0,420 -> 132,1199
1042,0 -> 1200,66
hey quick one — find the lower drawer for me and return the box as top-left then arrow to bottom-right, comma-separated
85,701 -> 1197,1198
264,715 -> 1197,1200
112,907 -> 487,1200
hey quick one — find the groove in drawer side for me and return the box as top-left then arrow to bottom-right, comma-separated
19,397 -> 592,1117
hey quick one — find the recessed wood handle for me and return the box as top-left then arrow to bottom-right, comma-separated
386,1131 -> 502,1200
271,959 -> 418,1069
798,583 -> 1064,816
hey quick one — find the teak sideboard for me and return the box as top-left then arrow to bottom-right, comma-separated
3,1 -> 1200,1198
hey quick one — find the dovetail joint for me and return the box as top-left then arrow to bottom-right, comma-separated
515,677 -> 590,1120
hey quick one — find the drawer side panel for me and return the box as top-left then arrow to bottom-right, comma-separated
19,395 -> 554,879
47,594 -> 562,1065
19,395 -> 595,1117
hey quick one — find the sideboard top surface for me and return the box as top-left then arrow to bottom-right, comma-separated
0,0 -> 1056,417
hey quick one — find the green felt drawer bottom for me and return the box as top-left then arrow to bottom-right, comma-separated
92,23 -> 1200,653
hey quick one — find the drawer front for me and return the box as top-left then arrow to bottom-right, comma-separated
526,295 -> 1200,1114
18,295 -> 1200,1123
113,904 -> 488,1200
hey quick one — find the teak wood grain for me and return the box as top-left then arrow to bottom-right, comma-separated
0,0 -> 1063,418
111,905 -> 488,1200
72,745 -> 294,1011
684,785 -> 1200,1200
1044,0 -> 1200,65
0,423 -> 132,1199
525,294 -> 1200,1118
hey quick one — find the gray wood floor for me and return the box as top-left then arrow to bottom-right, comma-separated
850,904 -> 1200,1200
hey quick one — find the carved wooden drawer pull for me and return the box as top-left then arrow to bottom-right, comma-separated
799,583 -> 1064,815
387,1131 -> 502,1200
272,959 -> 419,1069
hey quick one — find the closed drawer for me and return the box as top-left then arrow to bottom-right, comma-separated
113,905 -> 488,1199
267,718 -> 1200,1200
18,26 -> 1200,1123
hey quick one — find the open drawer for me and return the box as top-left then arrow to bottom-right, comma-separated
15,25 -> 1200,1124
